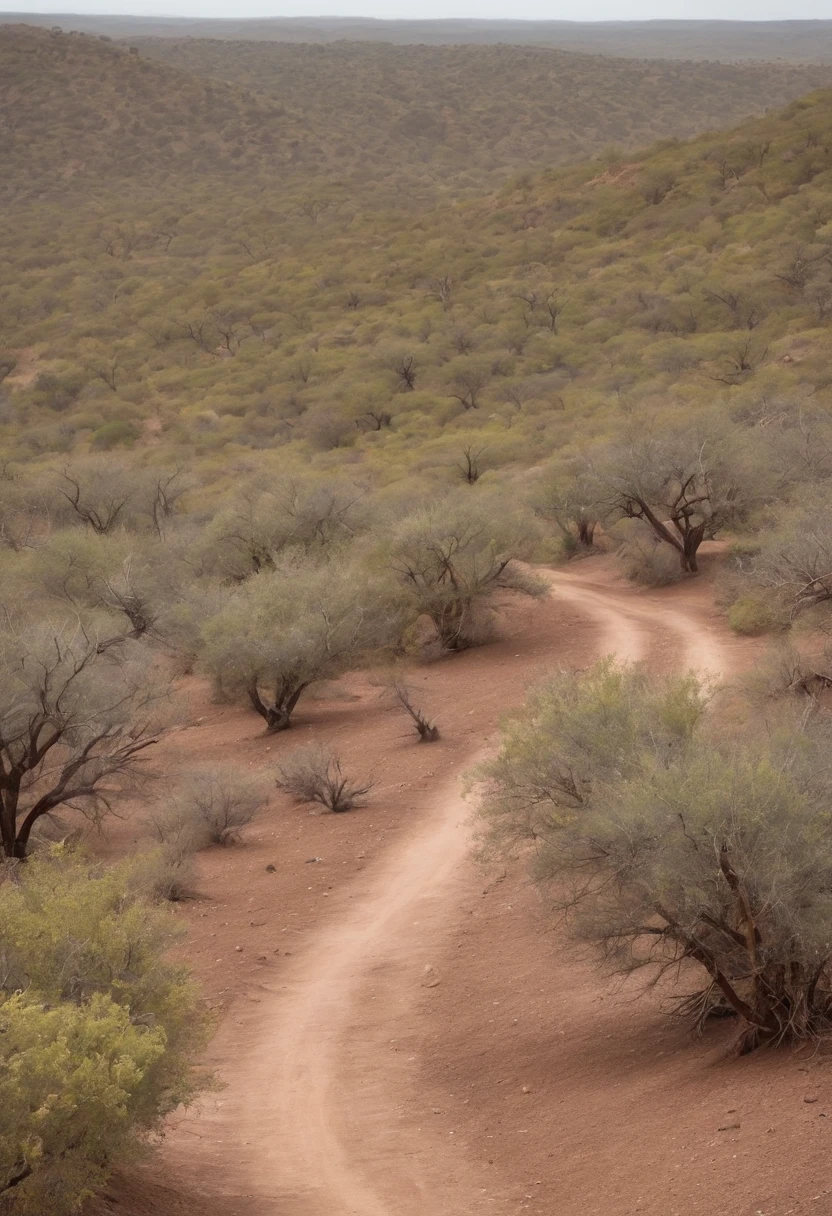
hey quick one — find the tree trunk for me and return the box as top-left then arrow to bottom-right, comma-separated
433,602 -> 470,651
264,707 -> 293,733
248,681 -> 308,732
1,797 -> 19,860
679,522 -> 706,574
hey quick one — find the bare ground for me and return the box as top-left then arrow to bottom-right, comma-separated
96,552 -> 832,1216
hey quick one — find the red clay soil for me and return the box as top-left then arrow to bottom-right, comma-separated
92,552 -> 832,1216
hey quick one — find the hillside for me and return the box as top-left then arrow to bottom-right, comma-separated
130,38 -> 832,193
0,25 -> 315,202
3,14 -> 832,62
1,80 -> 831,477
7,24 -> 829,207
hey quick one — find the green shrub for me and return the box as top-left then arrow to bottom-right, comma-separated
728,593 -> 778,635
90,420 -> 140,449
475,660 -> 832,1053
0,853 -> 210,1212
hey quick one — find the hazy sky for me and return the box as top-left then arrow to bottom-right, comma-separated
3,0 -> 832,19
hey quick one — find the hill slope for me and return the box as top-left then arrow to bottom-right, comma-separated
1,80 -> 831,472
132,38 -> 832,193
0,25 -> 315,202
3,14 -> 832,62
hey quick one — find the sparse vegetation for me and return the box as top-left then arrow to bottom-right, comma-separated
276,744 -> 373,812
386,677 -> 440,742
3,15 -> 832,1208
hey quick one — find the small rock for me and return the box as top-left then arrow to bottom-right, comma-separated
522,1086 -> 533,1094
235,946 -> 243,952
306,857 -> 323,864
804,1096 -> 819,1104
265,864 -> 276,873
718,1123 -> 741,1131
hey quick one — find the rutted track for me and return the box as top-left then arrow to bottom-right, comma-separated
167,567 -> 728,1216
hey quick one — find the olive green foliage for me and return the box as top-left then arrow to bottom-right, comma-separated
199,474 -> 369,581
592,419 -> 766,573
727,497 -> 832,624
134,38 -> 832,198
531,459 -> 599,552
1,26 -> 832,498
475,657 -> 708,845
386,491 -> 545,650
200,555 -> 403,730
476,659 -> 832,1051
0,25 -> 310,204
727,594 -> 780,635
0,854 -> 208,1213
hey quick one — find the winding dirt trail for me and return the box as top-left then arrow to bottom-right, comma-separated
165,566 -> 730,1216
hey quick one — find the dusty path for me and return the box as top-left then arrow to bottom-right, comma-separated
165,566 -> 729,1216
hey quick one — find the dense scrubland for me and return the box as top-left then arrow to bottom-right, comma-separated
132,37 -> 832,194
6,19 -> 832,1212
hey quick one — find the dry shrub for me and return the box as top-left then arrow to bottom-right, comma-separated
128,846 -> 197,903
616,521 -> 682,587
385,676 -> 440,742
150,764 -> 269,849
475,658 -> 832,1053
276,744 -> 373,812
743,641 -> 832,702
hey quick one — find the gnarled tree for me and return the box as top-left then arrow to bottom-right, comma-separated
0,623 -> 168,858
476,660 -> 832,1052
200,557 -> 400,731
200,476 -> 368,582
387,493 -> 545,651
593,423 -> 759,573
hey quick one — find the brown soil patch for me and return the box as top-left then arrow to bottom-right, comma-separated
4,346 -> 39,389
587,161 -> 641,188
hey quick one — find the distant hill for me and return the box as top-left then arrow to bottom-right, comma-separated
126,38 -> 832,196
2,77 -> 831,472
2,14 -> 832,63
7,21 -> 830,207
0,24 -> 315,202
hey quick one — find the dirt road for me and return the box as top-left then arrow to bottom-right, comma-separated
162,565 -> 731,1216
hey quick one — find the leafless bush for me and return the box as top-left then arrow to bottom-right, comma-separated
743,642 -> 832,703
128,846 -> 197,903
276,744 -> 373,812
150,765 -> 268,848
386,678 -> 440,742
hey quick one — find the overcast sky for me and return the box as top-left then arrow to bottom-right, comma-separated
3,0 -> 831,20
